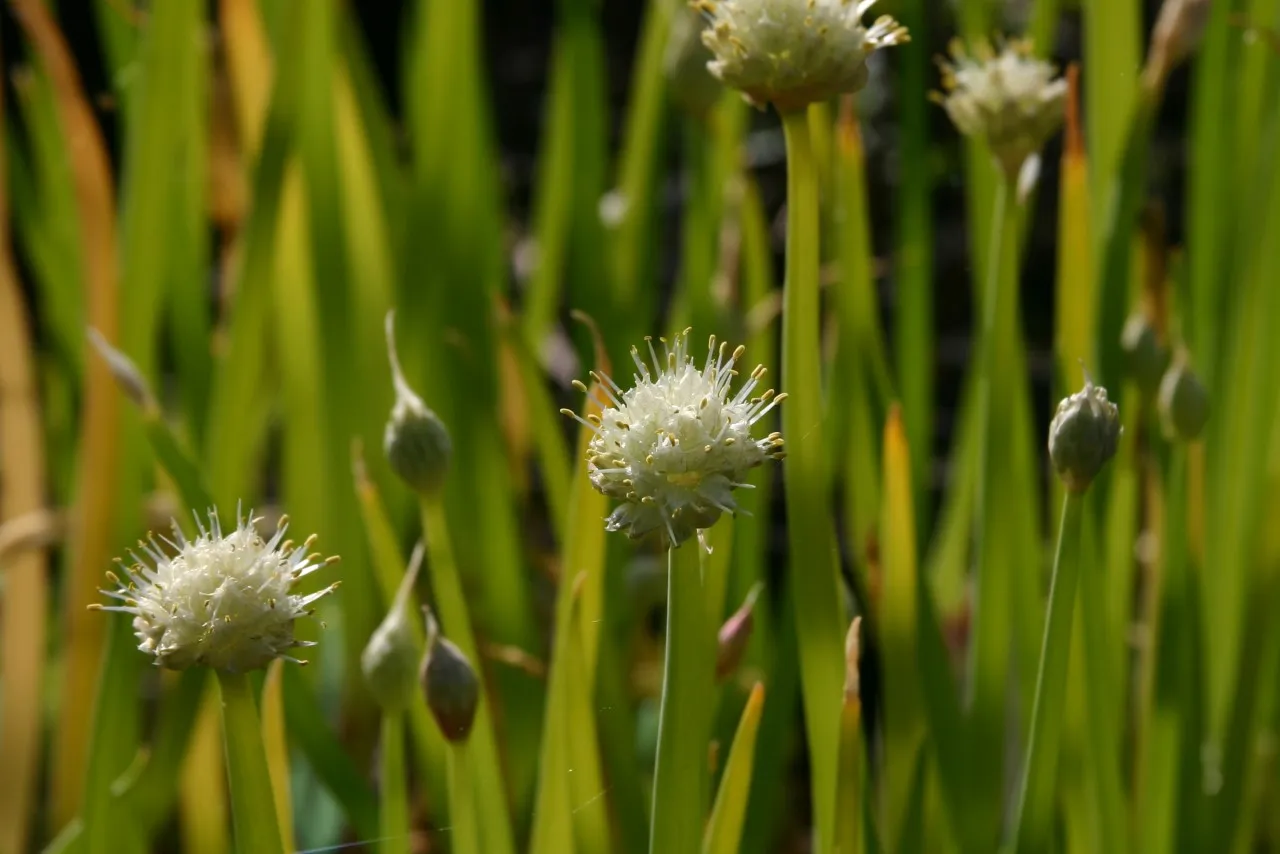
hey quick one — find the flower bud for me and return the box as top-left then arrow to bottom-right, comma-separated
1158,353 -> 1210,441
361,544 -> 424,712
1120,312 -> 1170,396
1147,0 -> 1213,87
384,312 -> 452,496
715,583 -> 762,681
421,608 -> 480,743
844,616 -> 862,704
1048,373 -> 1122,493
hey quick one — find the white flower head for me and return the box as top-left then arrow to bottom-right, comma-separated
936,37 -> 1067,176
563,329 -> 786,547
698,0 -> 908,111
92,508 -> 340,672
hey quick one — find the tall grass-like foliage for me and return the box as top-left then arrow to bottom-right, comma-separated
3,1 -> 1279,853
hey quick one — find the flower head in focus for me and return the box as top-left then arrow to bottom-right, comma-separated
562,329 -> 785,548
935,37 -> 1067,177
698,0 -> 909,112
91,508 -> 340,672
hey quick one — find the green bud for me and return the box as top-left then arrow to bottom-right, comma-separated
1158,354 -> 1210,441
361,544 -> 424,712
1048,373 -> 1122,493
384,312 -> 452,496
1120,312 -> 1170,396
421,608 -> 480,743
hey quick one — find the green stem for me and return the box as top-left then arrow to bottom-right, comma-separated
650,542 -> 712,854
419,495 -> 515,854
1080,527 -> 1128,854
1010,492 -> 1084,852
779,107 -> 845,854
448,743 -> 481,854
216,670 -> 284,854
967,170 -> 1020,842
380,713 -> 409,854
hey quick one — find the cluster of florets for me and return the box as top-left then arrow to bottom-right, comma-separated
935,37 -> 1067,176
697,0 -> 908,111
564,330 -> 785,547
93,509 -> 338,672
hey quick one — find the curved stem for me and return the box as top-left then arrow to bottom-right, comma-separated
216,669 -> 284,854
1010,492 -> 1084,851
650,542 -> 711,854
779,106 -> 845,854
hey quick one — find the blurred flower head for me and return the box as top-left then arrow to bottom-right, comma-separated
93,508 -> 339,672
563,329 -> 785,548
698,0 -> 908,112
936,37 -> 1066,177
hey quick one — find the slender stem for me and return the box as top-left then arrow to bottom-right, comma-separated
779,106 -> 845,854
1010,492 -> 1084,852
1079,520 -> 1128,854
380,713 -> 409,854
966,172 -> 1020,837
418,495 -> 515,854
650,542 -> 712,854
448,743 -> 481,854
216,670 -> 284,854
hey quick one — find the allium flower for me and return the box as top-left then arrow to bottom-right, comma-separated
936,37 -> 1067,176
698,0 -> 909,112
91,509 -> 339,672
562,329 -> 786,547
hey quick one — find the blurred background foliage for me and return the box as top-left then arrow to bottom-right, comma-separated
1,0 -> 1279,852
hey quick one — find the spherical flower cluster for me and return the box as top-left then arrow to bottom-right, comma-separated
92,509 -> 339,672
698,0 -> 909,112
1048,374 -> 1122,494
936,37 -> 1067,176
563,330 -> 786,547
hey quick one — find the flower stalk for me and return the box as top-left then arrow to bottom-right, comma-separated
217,670 -> 284,854
966,171 -> 1021,826
1009,492 -> 1084,852
780,106 -> 846,854
650,540 -> 713,854
379,713 -> 409,854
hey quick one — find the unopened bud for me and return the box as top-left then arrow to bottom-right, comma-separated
844,616 -> 862,704
1048,372 -> 1122,493
384,312 -> 452,496
1148,0 -> 1213,87
1120,312 -> 1170,396
421,608 -> 480,743
361,544 -> 424,712
1158,353 -> 1210,441
716,583 -> 762,681
88,328 -> 157,413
